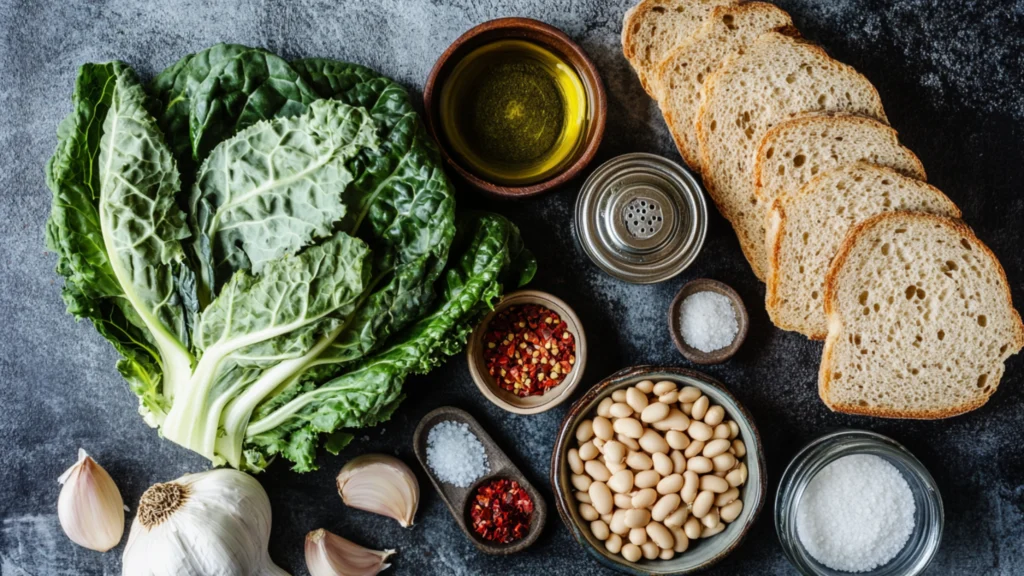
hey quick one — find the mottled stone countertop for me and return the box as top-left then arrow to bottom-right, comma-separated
2,0 -> 1022,574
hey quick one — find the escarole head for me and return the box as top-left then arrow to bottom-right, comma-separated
122,469 -> 289,576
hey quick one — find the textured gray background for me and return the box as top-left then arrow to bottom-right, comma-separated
2,0 -> 1023,574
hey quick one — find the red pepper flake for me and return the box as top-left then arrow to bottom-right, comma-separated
482,304 -> 576,397
469,478 -> 534,544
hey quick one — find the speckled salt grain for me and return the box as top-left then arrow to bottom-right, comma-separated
678,291 -> 738,352
426,421 -> 489,487
797,454 -> 916,572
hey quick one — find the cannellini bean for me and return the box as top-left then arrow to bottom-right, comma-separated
687,456 -> 713,474
688,421 -> 713,442
692,490 -> 714,518
732,439 -> 746,458
602,513 -> 613,524
670,526 -> 690,553
681,402 -> 694,416
678,386 -> 702,403
605,533 -> 623,553
626,451 -> 653,471
659,548 -> 675,560
579,503 -> 599,521
703,438 -> 732,458
571,474 -> 592,491
624,508 -> 651,528
691,396 -> 709,421
575,490 -> 591,504
568,449 -> 584,474
614,493 -> 633,509
720,499 -> 743,523
639,429 -> 669,454
652,409 -> 689,432
591,519 -> 610,541
664,506 -> 688,528
712,453 -> 736,472
596,397 -> 614,418
626,387 -> 649,413
613,418 -> 644,439
636,379 -> 654,393
628,527 -> 647,546
577,419 -> 595,442
700,507 -> 720,529
593,437 -> 605,449
658,390 -> 679,404
657,473 -> 684,495
703,405 -> 725,426
616,434 -> 641,451
610,509 -> 629,535
713,423 -> 731,439
631,487 -> 658,509
653,380 -> 677,395
641,540 -> 660,559
610,402 -> 633,418
621,543 -> 642,562
681,471 -> 699,504
670,450 -> 687,474
683,516 -> 702,540
700,475 -> 729,494
701,523 -> 726,538
634,470 -> 661,489
607,460 -> 627,474
612,389 -> 627,403
585,460 -> 611,482
589,481 -> 613,515
646,521 -> 674,550
603,440 -> 626,464
651,493 -> 681,522
579,441 -> 599,461
727,420 -> 740,439
607,469 -> 634,494
725,468 -> 745,487
652,452 -> 673,476
665,430 -> 690,450
683,440 -> 705,458
715,487 -> 739,507
640,402 -> 670,423
592,416 -> 613,441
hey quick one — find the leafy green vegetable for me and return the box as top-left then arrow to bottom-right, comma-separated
45,46 -> 535,472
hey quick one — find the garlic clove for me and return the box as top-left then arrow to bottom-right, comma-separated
305,529 -> 395,576
336,454 -> 419,527
57,448 -> 125,552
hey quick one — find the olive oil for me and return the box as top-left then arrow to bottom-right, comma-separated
440,40 -> 588,186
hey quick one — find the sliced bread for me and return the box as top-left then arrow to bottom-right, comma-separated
696,33 -> 887,280
622,0 -> 733,96
820,212 -> 1024,418
655,2 -> 793,172
766,163 -> 961,339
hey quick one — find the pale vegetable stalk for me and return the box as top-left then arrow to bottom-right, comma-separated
57,449 -> 125,552
336,455 -> 419,527
305,529 -> 394,576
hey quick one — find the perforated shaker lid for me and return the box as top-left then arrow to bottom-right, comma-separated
574,153 -> 707,284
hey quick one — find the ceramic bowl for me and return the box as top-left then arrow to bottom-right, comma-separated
467,290 -> 586,414
551,366 -> 766,575
669,279 -> 749,364
423,17 -> 607,198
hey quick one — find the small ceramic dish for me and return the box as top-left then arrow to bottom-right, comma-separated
467,289 -> 587,414
413,406 -> 547,555
551,366 -> 767,575
775,429 -> 943,576
668,279 -> 749,364
423,17 -> 607,198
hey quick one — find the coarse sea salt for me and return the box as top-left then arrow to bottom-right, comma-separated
796,454 -> 916,572
426,420 -> 489,488
679,291 -> 738,352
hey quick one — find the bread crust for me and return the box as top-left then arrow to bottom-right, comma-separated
819,212 -> 1024,419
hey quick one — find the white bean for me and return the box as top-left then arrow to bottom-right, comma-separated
687,456 -> 713,474
603,440 -> 626,464
652,452 -> 673,476
591,519 -> 610,541
626,387 -> 649,413
683,516 -> 702,540
716,487 -> 739,507
596,397 -> 614,418
568,448 -> 584,474
653,380 -> 677,396
725,468 -> 745,487
616,434 -> 640,451
712,453 -> 736,472
585,459 -> 611,482
703,405 -> 725,426
688,421 -> 713,442
670,450 -> 687,474
592,416 -> 613,441
636,379 -> 654,393
700,506 -> 720,529
571,473 -> 592,491
639,429 -> 669,454
631,488 -> 658,509
681,471 -> 699,504
732,439 -> 747,458
593,437 -> 605,450
621,543 -> 642,562
634,470 -> 661,489
703,438 -> 731,458
607,469 -> 634,494
664,506 -> 688,528
678,385 -> 702,403
613,417 -> 643,439
646,521 -> 674,550
589,481 -> 613,515
691,396 -> 709,421
614,493 -> 633,509
727,420 -> 740,439
658,390 -> 679,404
624,508 -> 651,528
684,440 -> 705,458
692,490 -> 714,518
640,402 -> 670,423
720,499 -> 743,523
626,450 -> 653,471
611,389 -> 627,403
651,493 -> 681,522
579,502 -> 599,521
700,475 -> 729,494
605,533 -> 623,553
713,423 -> 731,439
670,526 -> 690,553
641,540 -> 660,559
577,419 -> 595,442
579,441 -> 599,461
657,473 -> 684,495
652,409 -> 690,432
700,523 -> 725,538
681,402 -> 694,416
609,402 -> 633,418
575,490 -> 591,503
610,509 -> 629,535
659,548 -> 675,560
628,527 -> 647,546
607,460 -> 627,474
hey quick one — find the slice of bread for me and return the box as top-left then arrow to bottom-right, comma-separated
696,33 -> 887,280
655,2 -> 793,172
766,163 -> 961,339
622,0 -> 733,96
820,212 -> 1024,418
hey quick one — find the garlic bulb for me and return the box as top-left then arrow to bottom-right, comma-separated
57,449 -> 125,552
305,529 -> 394,576
336,455 -> 419,527
122,469 -> 289,576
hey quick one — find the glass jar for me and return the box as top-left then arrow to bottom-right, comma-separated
775,429 -> 944,576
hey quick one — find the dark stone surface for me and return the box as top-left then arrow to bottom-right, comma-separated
1,0 -> 1022,574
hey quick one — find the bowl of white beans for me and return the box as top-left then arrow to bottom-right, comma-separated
551,366 -> 766,574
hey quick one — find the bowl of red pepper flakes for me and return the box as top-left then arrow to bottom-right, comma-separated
468,290 -> 587,414
468,478 -> 535,545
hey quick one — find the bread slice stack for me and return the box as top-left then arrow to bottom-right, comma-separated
620,0 -> 1023,418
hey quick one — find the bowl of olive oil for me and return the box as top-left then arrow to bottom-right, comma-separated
425,18 -> 606,198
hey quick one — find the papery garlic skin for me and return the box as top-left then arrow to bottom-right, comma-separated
336,455 -> 419,527
58,449 -> 125,552
122,469 -> 289,576
305,529 -> 394,576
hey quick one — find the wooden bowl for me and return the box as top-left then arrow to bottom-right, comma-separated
551,366 -> 767,575
413,406 -> 547,555
423,17 -> 607,198
668,279 -> 749,364
467,290 -> 586,414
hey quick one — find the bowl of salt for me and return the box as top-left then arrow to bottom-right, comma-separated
668,279 -> 748,364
